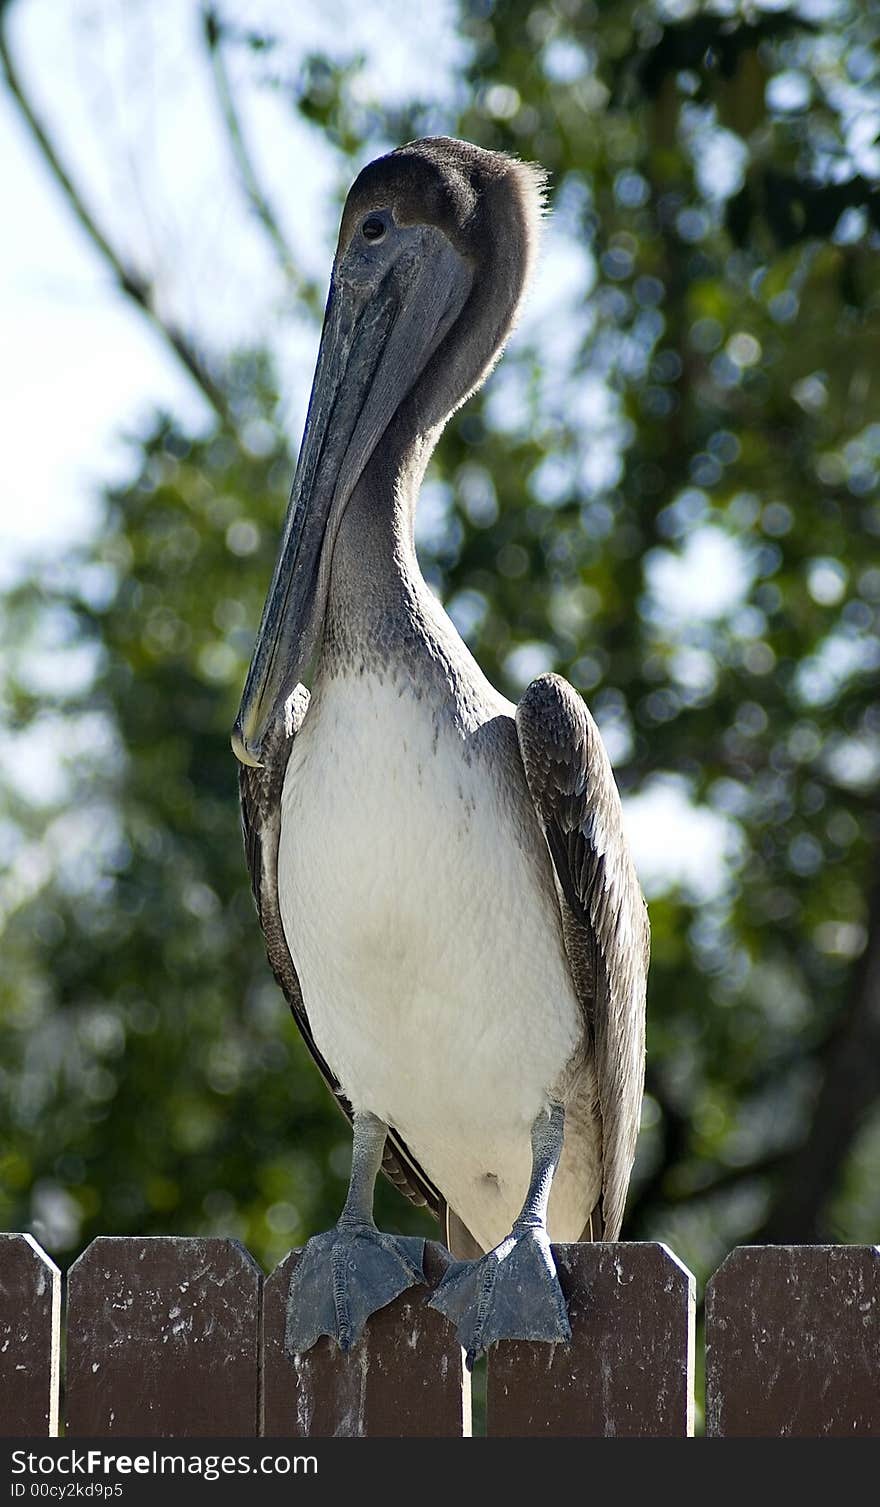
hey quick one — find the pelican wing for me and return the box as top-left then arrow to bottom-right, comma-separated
515,673 -> 649,1240
238,689 -> 442,1219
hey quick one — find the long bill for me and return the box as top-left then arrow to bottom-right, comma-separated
232,227 -> 471,767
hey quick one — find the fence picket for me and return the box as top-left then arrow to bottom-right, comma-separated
0,1233 -> 60,1436
8,1231 -> 876,1438
486,1242 -> 695,1436
65,1236 -> 261,1436
262,1241 -> 470,1437
705,1244 -> 880,1436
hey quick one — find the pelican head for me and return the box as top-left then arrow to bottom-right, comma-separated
232,137 -> 546,767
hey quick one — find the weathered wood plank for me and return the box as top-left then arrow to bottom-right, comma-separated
65,1236 -> 261,1436
262,1241 -> 470,1436
0,1234 -> 60,1436
706,1244 -> 880,1437
486,1242 -> 695,1436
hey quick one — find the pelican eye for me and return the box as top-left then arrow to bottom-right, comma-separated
362,216 -> 386,242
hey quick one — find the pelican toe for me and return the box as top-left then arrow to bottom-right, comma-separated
428,1224 -> 571,1368
285,1225 -> 426,1356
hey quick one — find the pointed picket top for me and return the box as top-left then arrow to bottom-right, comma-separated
706,1244 -> 880,1436
65,1236 -> 261,1436
486,1242 -> 695,1436
0,1233 -> 61,1436
262,1242 -> 470,1437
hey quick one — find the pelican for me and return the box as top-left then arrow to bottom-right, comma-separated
233,137 -> 648,1366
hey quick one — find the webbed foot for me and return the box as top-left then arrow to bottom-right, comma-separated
285,1222 -> 426,1357
428,1220 -> 571,1368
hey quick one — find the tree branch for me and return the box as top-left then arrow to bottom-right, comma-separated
660,1148 -> 790,1207
756,848 -> 880,1241
202,6 -> 322,318
625,1070 -> 690,1229
628,1073 -> 800,1230
0,11 -> 235,430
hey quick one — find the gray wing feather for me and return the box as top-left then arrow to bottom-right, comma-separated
238,687 -> 442,1219
515,673 -> 649,1241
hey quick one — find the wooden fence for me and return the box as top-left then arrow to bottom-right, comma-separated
1,1233 -> 878,1436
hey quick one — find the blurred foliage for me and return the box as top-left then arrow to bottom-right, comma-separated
2,0 -> 880,1300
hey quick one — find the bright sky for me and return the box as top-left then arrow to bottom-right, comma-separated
0,0 -> 470,575
1,0 -> 740,903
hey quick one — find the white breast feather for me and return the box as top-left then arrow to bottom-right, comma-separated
277,671 -> 600,1249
